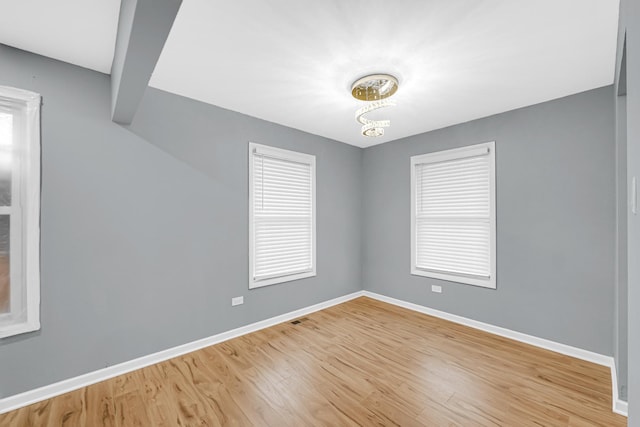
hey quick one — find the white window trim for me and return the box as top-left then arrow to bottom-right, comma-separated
410,141 -> 496,289
248,142 -> 316,289
0,86 -> 41,338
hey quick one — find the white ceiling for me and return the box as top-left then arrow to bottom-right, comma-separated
1,1 -> 620,148
0,0 -> 121,74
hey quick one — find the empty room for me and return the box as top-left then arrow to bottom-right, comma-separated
0,0 -> 638,425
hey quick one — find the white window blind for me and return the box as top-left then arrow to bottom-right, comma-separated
249,143 -> 316,288
411,142 -> 496,288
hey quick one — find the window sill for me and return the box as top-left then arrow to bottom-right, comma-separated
0,319 -> 40,339
250,270 -> 316,289
411,268 -> 496,289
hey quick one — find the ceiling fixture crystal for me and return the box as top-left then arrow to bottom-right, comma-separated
351,74 -> 398,137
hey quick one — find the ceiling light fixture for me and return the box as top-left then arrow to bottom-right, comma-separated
351,74 -> 398,137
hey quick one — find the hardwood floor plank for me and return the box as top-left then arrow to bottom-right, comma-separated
0,297 -> 627,426
46,390 -> 86,427
0,405 -> 36,427
135,364 -> 186,426
83,381 -> 116,427
112,372 -> 151,427
5,399 -> 53,427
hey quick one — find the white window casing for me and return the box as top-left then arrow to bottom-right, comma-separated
0,86 -> 41,338
411,141 -> 496,289
249,143 -> 316,289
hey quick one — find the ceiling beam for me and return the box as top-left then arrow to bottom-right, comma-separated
110,0 -> 182,124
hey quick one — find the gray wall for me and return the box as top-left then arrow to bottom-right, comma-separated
614,0 -> 629,404
615,93 -> 628,400
0,45 -> 362,398
616,0 -> 640,422
362,86 -> 616,356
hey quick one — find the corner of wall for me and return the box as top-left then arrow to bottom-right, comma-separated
358,145 -> 366,291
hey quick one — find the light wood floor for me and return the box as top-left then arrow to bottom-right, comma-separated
0,297 -> 626,426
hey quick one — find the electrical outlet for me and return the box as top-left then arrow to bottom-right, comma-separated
431,285 -> 442,293
231,296 -> 244,306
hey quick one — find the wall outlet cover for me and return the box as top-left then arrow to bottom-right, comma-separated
232,296 -> 244,306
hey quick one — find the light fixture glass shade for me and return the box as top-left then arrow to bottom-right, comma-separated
355,100 -> 395,137
351,74 -> 398,137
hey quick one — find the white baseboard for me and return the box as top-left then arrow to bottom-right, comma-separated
614,399 -> 629,417
610,358 -> 629,417
1,290 -> 628,418
0,290 -> 365,415
363,291 -> 628,417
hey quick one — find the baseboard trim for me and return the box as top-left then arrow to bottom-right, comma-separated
1,290 -> 628,418
614,398 -> 629,417
610,358 -> 629,416
362,291 -> 628,417
0,290 -> 365,415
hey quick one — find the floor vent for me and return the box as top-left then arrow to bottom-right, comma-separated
291,317 -> 309,325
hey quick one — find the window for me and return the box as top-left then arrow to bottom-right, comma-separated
411,141 -> 496,288
0,86 -> 41,338
249,143 -> 315,288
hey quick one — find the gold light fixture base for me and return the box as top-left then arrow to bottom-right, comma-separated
351,74 -> 399,101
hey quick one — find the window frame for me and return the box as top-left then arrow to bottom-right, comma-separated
410,141 -> 496,289
0,86 -> 41,338
248,142 -> 316,289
